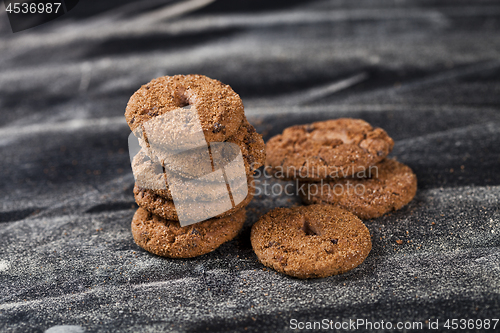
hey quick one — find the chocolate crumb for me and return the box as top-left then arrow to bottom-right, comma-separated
245,137 -> 256,144
212,122 -> 225,133
265,241 -> 277,248
245,154 -> 255,165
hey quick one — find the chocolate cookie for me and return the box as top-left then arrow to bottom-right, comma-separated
125,74 -> 245,149
132,149 -> 248,202
133,177 -> 255,222
251,205 -> 372,279
160,118 -> 266,179
149,175 -> 248,203
265,118 -> 394,181
228,117 -> 266,174
299,158 -> 417,219
132,207 -> 246,258
131,149 -> 169,193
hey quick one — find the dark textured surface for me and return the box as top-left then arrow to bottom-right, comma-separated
0,0 -> 499,332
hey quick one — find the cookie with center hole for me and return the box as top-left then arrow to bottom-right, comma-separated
132,207 -> 246,258
125,74 -> 245,150
251,204 -> 372,279
265,118 -> 394,181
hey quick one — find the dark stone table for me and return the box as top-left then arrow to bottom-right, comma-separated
0,0 -> 499,332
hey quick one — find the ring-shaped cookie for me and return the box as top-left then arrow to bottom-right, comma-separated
251,205 -> 372,279
125,74 -> 245,144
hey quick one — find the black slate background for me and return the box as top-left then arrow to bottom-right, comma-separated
0,0 -> 499,332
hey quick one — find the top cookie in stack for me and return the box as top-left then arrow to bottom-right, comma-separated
125,74 -> 245,143
125,74 -> 265,257
265,118 -> 417,219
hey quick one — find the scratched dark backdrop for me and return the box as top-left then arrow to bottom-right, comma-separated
0,0 -> 499,332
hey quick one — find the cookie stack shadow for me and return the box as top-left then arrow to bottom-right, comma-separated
125,75 -> 265,258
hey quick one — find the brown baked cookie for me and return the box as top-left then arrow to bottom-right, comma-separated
228,117 -> 266,173
251,205 -> 372,279
148,175 -> 247,203
133,177 -> 255,221
131,149 -> 168,192
265,118 -> 394,181
132,207 -> 246,258
299,158 -> 417,219
132,149 -> 247,202
125,74 -> 245,147
161,118 -> 266,179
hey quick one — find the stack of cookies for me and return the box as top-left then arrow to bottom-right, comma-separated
124,74 -> 265,258
265,118 -> 417,219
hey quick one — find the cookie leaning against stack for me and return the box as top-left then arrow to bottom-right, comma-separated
265,118 -> 417,219
126,74 -> 266,258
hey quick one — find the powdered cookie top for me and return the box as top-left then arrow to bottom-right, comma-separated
251,205 -> 372,279
265,118 -> 394,181
125,74 -> 245,148
299,158 -> 417,219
